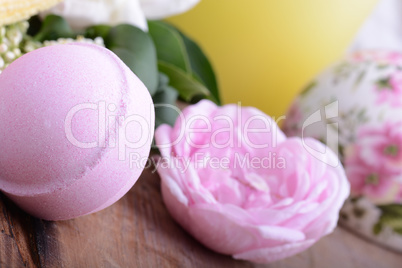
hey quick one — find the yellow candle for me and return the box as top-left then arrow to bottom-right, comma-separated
168,0 -> 378,117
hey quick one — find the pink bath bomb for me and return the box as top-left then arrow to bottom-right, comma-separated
0,43 -> 154,220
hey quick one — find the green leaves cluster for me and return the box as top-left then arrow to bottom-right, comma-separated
30,15 -> 221,128
373,204 -> 402,235
148,21 -> 220,104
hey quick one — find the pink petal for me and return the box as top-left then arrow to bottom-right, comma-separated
233,239 -> 316,263
186,204 -> 260,254
154,124 -> 173,157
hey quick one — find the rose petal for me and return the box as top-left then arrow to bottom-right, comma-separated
233,239 -> 316,263
171,100 -> 218,157
155,124 -> 174,157
186,204 -> 305,255
155,100 -> 350,264
158,167 -> 188,206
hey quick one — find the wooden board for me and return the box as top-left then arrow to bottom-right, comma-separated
0,166 -> 401,268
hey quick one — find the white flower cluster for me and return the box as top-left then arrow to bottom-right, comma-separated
42,36 -> 104,47
0,21 -> 28,73
0,20 -> 104,74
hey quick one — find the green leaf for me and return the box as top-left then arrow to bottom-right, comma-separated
148,20 -> 191,73
394,228 -> 402,235
148,20 -> 221,104
85,25 -> 112,40
110,47 -> 156,96
34,15 -> 74,41
158,61 -> 211,102
300,81 -> 317,96
179,32 -> 220,104
376,204 -> 402,234
378,204 -> 402,217
154,89 -> 179,127
157,72 -> 170,89
354,70 -> 366,88
373,222 -> 383,235
378,216 -> 402,230
105,24 -> 158,95
153,73 -> 179,127
376,77 -> 392,91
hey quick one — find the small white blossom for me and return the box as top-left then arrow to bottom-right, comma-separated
0,27 -> 5,38
94,36 -> 104,46
2,37 -> 10,46
13,48 -> 21,57
23,43 -> 36,53
0,43 -> 8,53
7,29 -> 23,46
20,21 -> 29,32
0,20 -> 105,73
43,36 -> 105,47
4,51 -> 15,62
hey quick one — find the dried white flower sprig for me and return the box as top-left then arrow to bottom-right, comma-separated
0,20 -> 104,74
42,36 -> 104,47
0,21 -> 28,72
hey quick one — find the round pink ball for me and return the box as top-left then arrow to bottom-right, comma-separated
0,43 -> 154,220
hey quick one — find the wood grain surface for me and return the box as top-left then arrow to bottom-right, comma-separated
0,166 -> 401,268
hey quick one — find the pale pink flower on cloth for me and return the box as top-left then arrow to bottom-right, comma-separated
385,51 -> 402,65
390,71 -> 402,92
155,100 -> 350,263
344,145 -> 399,204
358,121 -> 402,173
344,121 -> 402,204
350,50 -> 402,65
375,72 -> 402,107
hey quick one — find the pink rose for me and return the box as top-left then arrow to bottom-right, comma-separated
344,122 -> 402,203
155,100 -> 350,263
